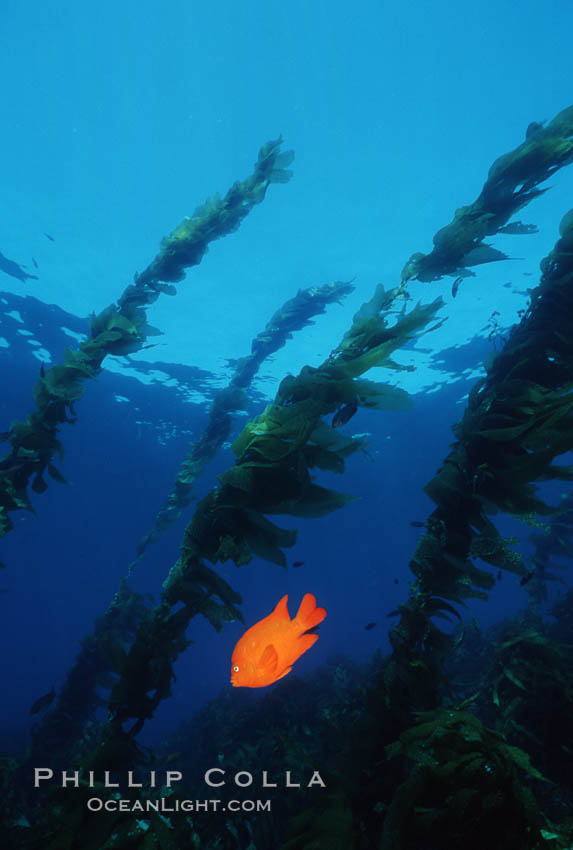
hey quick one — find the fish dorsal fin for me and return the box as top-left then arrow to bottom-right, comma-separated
258,644 -> 278,672
271,594 -> 290,622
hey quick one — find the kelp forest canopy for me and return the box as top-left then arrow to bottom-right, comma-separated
3,104 -> 573,849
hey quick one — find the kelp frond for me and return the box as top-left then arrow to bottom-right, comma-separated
0,138 -> 293,539
402,104 -> 573,283
130,280 -> 355,570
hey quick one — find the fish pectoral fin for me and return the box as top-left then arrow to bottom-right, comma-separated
274,666 -> 292,682
258,644 -> 278,672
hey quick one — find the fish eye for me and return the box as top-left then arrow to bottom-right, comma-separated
233,665 -> 239,673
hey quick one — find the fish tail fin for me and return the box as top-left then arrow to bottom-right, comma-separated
295,593 -> 327,632
297,633 -> 319,655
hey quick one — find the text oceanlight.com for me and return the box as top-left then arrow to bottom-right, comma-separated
86,798 -> 272,813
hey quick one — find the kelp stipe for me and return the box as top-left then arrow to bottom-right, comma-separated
130,280 -> 355,570
387,205 -> 573,708
401,105 -> 573,284
0,138 -> 293,540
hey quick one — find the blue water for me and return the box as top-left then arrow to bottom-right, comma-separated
1,0 -> 573,767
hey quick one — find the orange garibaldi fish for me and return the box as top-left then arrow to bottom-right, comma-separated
231,594 -> 326,688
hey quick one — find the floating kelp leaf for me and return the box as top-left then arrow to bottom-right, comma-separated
192,562 -> 243,608
284,482 -> 355,518
357,381 -> 414,411
82,330 -> 122,353
269,167 -> 293,183
105,314 -> 139,335
273,150 -> 295,170
424,597 -> 463,622
200,598 -> 243,632
231,405 -> 318,464
303,445 -> 346,474
141,323 -> 163,337
462,244 -> 511,267
498,221 -> 538,235
238,511 -> 298,567
309,421 -> 366,458
104,338 -> 145,356
384,357 -> 416,372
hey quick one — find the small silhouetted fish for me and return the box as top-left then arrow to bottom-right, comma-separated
40,363 -> 45,378
364,621 -> 377,631
497,570 -> 502,580
292,560 -> 304,567
410,521 -> 425,528
43,232 -> 55,242
451,276 -> 463,298
332,402 -> 358,428
30,686 -> 56,716
0,250 -> 38,283
32,257 -> 38,268
520,570 -> 535,587
393,578 -> 399,584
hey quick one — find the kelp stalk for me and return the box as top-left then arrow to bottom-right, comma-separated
401,105 -> 573,284
387,206 -> 573,722
0,138 -> 293,539
131,280 -> 355,568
